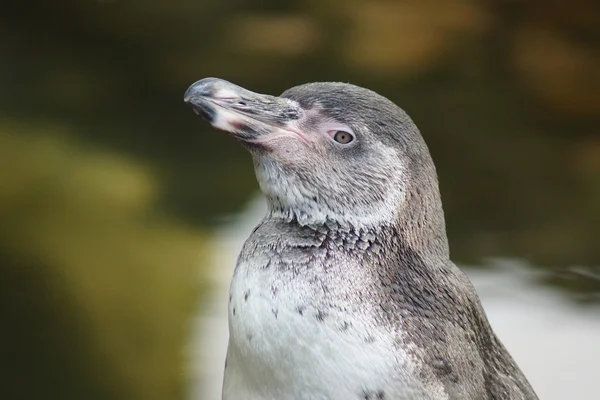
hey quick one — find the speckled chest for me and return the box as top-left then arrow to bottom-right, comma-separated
222,222 -> 435,400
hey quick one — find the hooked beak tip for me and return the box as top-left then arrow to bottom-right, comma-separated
184,77 -> 225,103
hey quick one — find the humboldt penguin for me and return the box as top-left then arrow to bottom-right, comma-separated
184,78 -> 538,400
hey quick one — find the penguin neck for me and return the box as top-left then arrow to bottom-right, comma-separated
260,211 -> 447,262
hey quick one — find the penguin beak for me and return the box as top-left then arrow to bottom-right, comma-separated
184,78 -> 309,146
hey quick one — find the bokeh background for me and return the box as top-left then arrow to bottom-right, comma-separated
1,1 -> 599,399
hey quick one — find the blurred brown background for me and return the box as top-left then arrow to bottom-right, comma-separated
1,1 -> 599,399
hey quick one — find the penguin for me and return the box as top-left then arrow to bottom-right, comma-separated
184,78 -> 538,400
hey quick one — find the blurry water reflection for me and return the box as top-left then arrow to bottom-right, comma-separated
192,196 -> 600,400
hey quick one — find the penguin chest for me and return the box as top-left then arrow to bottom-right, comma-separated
222,258 -> 428,400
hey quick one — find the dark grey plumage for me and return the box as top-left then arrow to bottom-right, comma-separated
185,78 -> 538,400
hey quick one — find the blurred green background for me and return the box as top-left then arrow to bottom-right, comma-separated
1,1 -> 599,399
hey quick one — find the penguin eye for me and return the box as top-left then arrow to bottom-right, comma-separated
331,130 -> 354,144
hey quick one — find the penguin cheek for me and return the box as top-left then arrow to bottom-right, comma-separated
266,139 -> 303,159
264,138 -> 321,165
